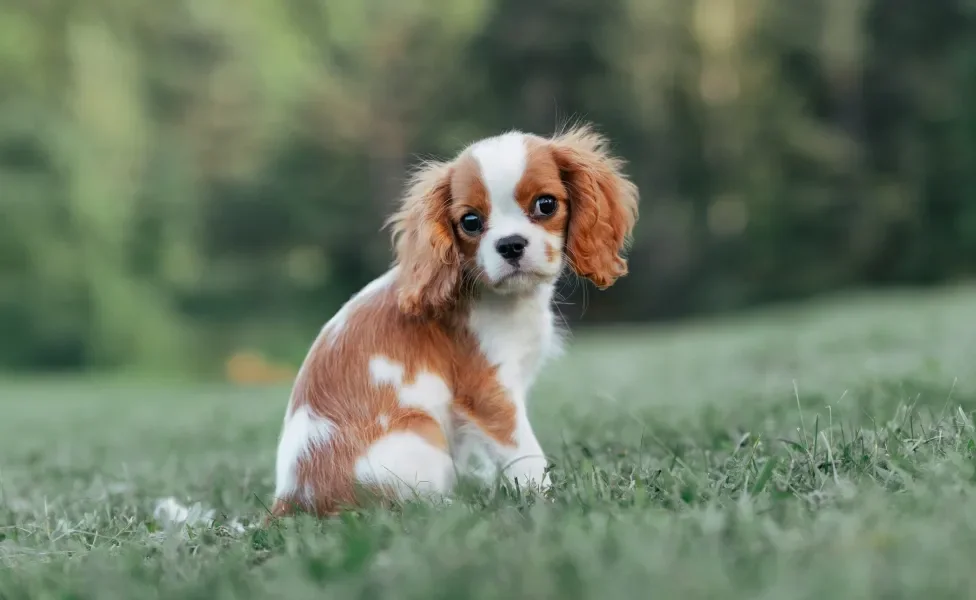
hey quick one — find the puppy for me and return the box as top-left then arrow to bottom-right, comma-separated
271,124 -> 638,516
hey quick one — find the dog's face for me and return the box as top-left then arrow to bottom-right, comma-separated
449,133 -> 569,295
388,125 -> 639,316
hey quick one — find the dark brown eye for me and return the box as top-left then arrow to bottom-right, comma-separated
460,213 -> 483,234
533,195 -> 557,217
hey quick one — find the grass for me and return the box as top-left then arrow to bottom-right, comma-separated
2,284 -> 976,599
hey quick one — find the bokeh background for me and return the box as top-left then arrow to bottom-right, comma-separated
2,0 -> 975,379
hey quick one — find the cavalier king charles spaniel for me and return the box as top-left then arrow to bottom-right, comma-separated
271,124 -> 639,516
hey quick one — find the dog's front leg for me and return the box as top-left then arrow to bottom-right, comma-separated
499,411 -> 550,492
468,396 -> 551,493
454,395 -> 551,493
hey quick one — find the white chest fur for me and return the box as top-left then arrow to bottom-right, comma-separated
452,284 -> 558,488
466,283 -> 559,400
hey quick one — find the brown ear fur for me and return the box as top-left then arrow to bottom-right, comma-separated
385,160 -> 460,317
550,125 -> 639,289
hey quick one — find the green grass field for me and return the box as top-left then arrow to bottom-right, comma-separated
2,285 -> 976,599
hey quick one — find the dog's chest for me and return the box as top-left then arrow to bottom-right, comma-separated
466,296 -> 554,397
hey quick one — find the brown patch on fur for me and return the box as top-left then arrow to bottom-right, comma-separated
447,153 -> 491,267
277,280 -> 515,517
387,152 -> 502,315
386,161 -> 460,318
544,242 -> 556,262
392,410 -> 449,451
517,139 -> 571,240
450,154 -> 492,219
547,125 -> 639,288
454,387 -> 517,446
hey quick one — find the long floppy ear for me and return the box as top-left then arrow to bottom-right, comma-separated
385,160 -> 460,317
549,125 -> 639,289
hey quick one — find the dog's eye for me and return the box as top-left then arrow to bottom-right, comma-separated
533,195 -> 557,217
459,213 -> 483,234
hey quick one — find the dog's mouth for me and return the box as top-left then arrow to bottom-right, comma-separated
491,268 -> 552,290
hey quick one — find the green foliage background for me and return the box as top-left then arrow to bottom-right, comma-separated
2,0 -> 975,374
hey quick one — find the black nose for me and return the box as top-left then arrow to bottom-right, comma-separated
495,235 -> 528,262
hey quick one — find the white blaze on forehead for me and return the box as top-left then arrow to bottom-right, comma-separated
470,131 -> 529,222
368,355 -> 452,426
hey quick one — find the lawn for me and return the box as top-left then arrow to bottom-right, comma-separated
2,285 -> 976,599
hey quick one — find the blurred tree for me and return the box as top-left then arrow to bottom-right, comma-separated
0,0 -> 974,373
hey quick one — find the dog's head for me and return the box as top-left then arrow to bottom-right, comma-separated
386,124 -> 639,317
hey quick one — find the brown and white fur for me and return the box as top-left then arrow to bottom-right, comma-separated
270,124 -> 638,517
